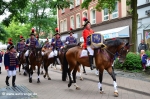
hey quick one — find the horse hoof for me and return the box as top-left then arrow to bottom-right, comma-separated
48,78 -> 51,80
23,72 -> 27,76
100,90 -> 104,94
68,83 -> 72,87
114,92 -> 119,97
37,80 -> 40,83
76,87 -> 81,90
43,75 -> 46,78
80,78 -> 83,81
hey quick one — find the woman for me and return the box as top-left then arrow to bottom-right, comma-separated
82,17 -> 96,70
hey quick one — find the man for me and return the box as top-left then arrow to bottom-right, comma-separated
65,28 -> 77,45
82,17 -> 96,70
16,35 -> 26,54
44,38 -> 51,49
0,50 -> 3,74
51,28 -> 63,64
4,39 -> 19,87
25,28 -> 39,66
138,39 -> 148,53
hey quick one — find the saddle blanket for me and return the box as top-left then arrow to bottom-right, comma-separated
48,51 -> 55,58
80,50 -> 88,58
87,33 -> 106,48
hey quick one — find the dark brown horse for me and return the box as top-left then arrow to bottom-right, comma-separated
26,47 -> 43,83
17,50 -> 27,76
62,39 -> 133,97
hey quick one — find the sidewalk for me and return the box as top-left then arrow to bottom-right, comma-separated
0,65 -> 150,99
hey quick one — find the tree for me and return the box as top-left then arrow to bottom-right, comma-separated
0,25 -> 8,43
81,0 -> 138,52
4,20 -> 32,45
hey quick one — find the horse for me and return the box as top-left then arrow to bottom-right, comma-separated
26,47 -> 43,83
17,50 -> 27,76
62,39 -> 133,97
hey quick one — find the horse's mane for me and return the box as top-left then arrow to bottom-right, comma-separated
104,39 -> 123,47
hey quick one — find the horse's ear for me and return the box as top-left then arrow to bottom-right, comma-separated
125,42 -> 129,46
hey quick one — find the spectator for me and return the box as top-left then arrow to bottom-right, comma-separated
0,50 -> 3,74
140,50 -> 148,71
138,39 -> 148,53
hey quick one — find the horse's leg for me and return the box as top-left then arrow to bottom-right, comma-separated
37,65 -> 40,83
19,64 -> 21,75
77,66 -> 83,81
43,63 -> 47,78
40,63 -> 44,74
29,67 -> 32,83
73,65 -> 80,90
107,67 -> 118,97
67,65 -> 75,87
82,66 -> 87,75
46,65 -> 51,80
98,69 -> 104,93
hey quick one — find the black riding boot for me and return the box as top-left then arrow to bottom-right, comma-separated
54,56 -> 58,65
89,55 -> 96,70
12,76 -> 17,87
0,67 -> 1,74
5,76 -> 10,86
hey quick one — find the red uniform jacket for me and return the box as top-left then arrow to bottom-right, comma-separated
82,29 -> 94,49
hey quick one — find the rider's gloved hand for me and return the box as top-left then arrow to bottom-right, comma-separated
60,46 -> 64,49
66,41 -> 69,44
53,42 -> 55,44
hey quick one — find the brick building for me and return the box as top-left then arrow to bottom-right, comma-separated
57,0 -> 132,43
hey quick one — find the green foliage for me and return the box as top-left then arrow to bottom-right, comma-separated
0,25 -> 8,43
81,0 -> 121,13
115,52 -> 142,70
4,20 -> 32,45
146,50 -> 150,58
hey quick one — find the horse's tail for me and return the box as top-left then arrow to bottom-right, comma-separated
62,51 -> 68,81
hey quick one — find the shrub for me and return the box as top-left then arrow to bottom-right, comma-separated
115,52 -> 142,70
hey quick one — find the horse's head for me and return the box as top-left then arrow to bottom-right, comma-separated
35,47 -> 43,62
117,42 -> 134,63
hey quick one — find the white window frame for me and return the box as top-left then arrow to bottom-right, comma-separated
76,13 -> 81,28
90,8 -> 96,24
75,0 -> 80,6
112,2 -> 118,19
61,8 -> 65,14
60,20 -> 63,32
82,10 -> 88,24
103,8 -> 109,21
70,0 -> 74,9
63,19 -> 67,32
70,16 -> 75,29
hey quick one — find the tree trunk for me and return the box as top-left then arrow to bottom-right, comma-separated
131,0 -> 138,52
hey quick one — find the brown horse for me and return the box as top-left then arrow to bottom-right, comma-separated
17,50 -> 27,76
26,47 -> 43,83
62,39 -> 133,96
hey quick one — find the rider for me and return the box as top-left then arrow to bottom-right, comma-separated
25,28 -> 39,66
4,39 -> 19,87
82,17 -> 96,70
65,28 -> 77,45
51,28 -> 63,64
44,38 -> 51,49
16,35 -> 25,56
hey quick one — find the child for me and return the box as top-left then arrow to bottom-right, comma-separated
140,50 -> 148,71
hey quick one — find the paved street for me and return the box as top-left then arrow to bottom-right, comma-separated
0,64 -> 150,99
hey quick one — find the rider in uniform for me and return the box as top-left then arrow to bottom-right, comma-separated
82,17 -> 96,70
65,28 -> 77,45
44,38 -> 51,49
4,39 -> 18,87
25,28 -> 39,66
16,36 -> 25,58
51,28 -> 63,64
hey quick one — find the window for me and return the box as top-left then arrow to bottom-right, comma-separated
75,0 -> 80,6
61,8 -> 65,13
146,0 -> 150,3
70,0 -> 74,9
104,8 -> 109,21
112,2 -> 118,19
63,19 -> 67,31
90,9 -> 96,24
83,11 -> 88,18
76,14 -> 81,28
70,17 -> 74,29
60,21 -> 63,32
